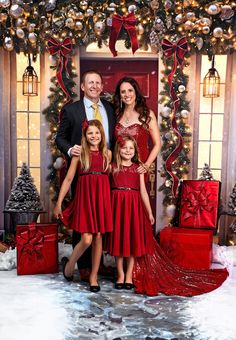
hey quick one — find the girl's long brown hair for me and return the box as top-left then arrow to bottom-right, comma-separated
114,135 -> 140,172
80,120 -> 109,171
113,77 -> 151,128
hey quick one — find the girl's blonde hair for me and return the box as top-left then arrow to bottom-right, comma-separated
114,135 -> 140,172
80,119 -> 109,171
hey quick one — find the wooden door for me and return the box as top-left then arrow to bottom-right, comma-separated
80,59 -> 158,216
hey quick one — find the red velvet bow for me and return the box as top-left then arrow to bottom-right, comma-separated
161,37 -> 188,197
109,13 -> 138,57
48,37 -> 73,121
116,135 -> 126,146
82,118 -> 89,130
17,224 -> 45,263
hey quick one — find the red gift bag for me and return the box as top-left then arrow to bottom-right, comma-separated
178,180 -> 221,229
160,226 -> 213,269
16,223 -> 58,275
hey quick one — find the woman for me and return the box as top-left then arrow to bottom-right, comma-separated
113,77 -> 161,173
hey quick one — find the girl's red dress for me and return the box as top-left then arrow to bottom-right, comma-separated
107,163 -> 154,257
114,122 -> 228,297
62,151 -> 112,234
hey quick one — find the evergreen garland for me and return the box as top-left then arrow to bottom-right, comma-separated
228,183 -> 236,215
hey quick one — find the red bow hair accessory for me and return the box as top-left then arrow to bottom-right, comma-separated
116,135 -> 126,146
82,119 -> 89,130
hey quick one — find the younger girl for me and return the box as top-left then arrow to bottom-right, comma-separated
54,119 -> 112,293
107,135 -> 228,296
107,135 -> 154,289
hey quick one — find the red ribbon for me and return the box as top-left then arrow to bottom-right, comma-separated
109,13 -> 138,57
48,37 -> 73,121
161,37 -> 188,197
17,224 -> 57,265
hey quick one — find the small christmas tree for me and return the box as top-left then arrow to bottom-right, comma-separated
5,163 -> 43,212
198,163 -> 214,181
228,183 -> 236,215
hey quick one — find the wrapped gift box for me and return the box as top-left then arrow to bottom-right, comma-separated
178,180 -> 221,229
16,223 -> 58,275
160,226 -> 213,269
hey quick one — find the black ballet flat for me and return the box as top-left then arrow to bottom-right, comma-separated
61,257 -> 74,282
89,284 -> 101,293
114,282 -> 125,290
124,283 -> 134,290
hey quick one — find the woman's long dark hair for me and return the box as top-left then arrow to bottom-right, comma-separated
113,77 -> 151,128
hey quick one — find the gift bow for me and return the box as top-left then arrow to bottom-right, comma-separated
182,187 -> 215,221
17,224 -> 57,264
109,13 -> 138,57
47,37 -> 73,121
161,37 -> 188,197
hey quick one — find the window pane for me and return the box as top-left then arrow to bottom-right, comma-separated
17,140 -> 28,166
29,112 -> 40,138
17,83 -> 28,111
198,142 -> 210,168
212,169 -> 221,181
199,85 -> 212,113
212,114 -> 223,141
30,168 -> 40,193
212,85 -> 225,113
210,142 -> 222,168
199,114 -> 211,140
17,112 -> 28,138
29,87 -> 40,111
29,140 -> 40,167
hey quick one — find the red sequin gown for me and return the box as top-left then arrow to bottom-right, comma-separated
107,163 -> 154,257
114,122 -> 228,296
62,151 -> 113,234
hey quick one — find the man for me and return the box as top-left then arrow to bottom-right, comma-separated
56,70 -> 116,281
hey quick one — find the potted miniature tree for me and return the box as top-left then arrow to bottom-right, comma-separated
4,163 -> 44,234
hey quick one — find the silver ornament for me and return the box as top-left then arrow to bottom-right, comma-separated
53,157 -> 64,170
75,21 -> 83,30
4,36 -> 14,51
161,106 -> 171,117
106,17 -> 113,27
186,12 -> 195,21
74,12 -> 84,20
180,109 -> 189,118
28,32 -> 37,44
220,5 -> 234,20
165,179 -> 172,187
85,8 -> 94,16
178,85 -> 186,93
213,27 -> 223,38
128,4 -> 137,13
65,18 -> 75,29
206,4 -> 219,15
94,21 -> 105,34
10,4 -> 24,18
196,37 -> 203,50
202,26 -> 210,34
138,23 -> 144,35
16,28 -> 25,39
0,0 -> 10,8
49,55 -> 57,66
175,14 -> 184,24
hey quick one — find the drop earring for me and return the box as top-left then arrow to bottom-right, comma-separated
120,100 -> 123,108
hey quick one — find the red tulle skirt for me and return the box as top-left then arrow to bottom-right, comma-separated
133,238 -> 228,297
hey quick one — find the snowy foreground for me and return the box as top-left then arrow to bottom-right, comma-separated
0,265 -> 236,340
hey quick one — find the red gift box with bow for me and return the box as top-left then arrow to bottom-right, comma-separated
160,226 -> 213,269
16,223 -> 58,275
178,180 -> 221,229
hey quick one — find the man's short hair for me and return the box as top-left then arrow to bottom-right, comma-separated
81,70 -> 103,84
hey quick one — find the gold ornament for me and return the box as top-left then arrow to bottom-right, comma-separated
9,4 -> 24,19
80,1 -> 88,10
27,23 -> 36,32
150,0 -> 159,11
0,12 -> 8,23
184,20 -> 194,30
213,27 -> 223,38
138,23 -> 144,35
202,26 -> 210,34
74,12 -> 84,20
3,36 -> 14,51
199,17 -> 212,27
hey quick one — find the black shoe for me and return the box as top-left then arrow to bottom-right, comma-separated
90,284 -> 101,293
61,257 -> 73,282
114,282 -> 125,290
124,283 -> 134,290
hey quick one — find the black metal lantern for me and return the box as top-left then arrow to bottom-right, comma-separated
22,54 -> 38,96
203,56 -> 220,98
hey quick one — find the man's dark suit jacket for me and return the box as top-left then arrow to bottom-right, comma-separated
56,98 -> 116,158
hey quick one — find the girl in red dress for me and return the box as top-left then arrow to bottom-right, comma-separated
107,135 -> 155,289
54,120 -> 112,293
